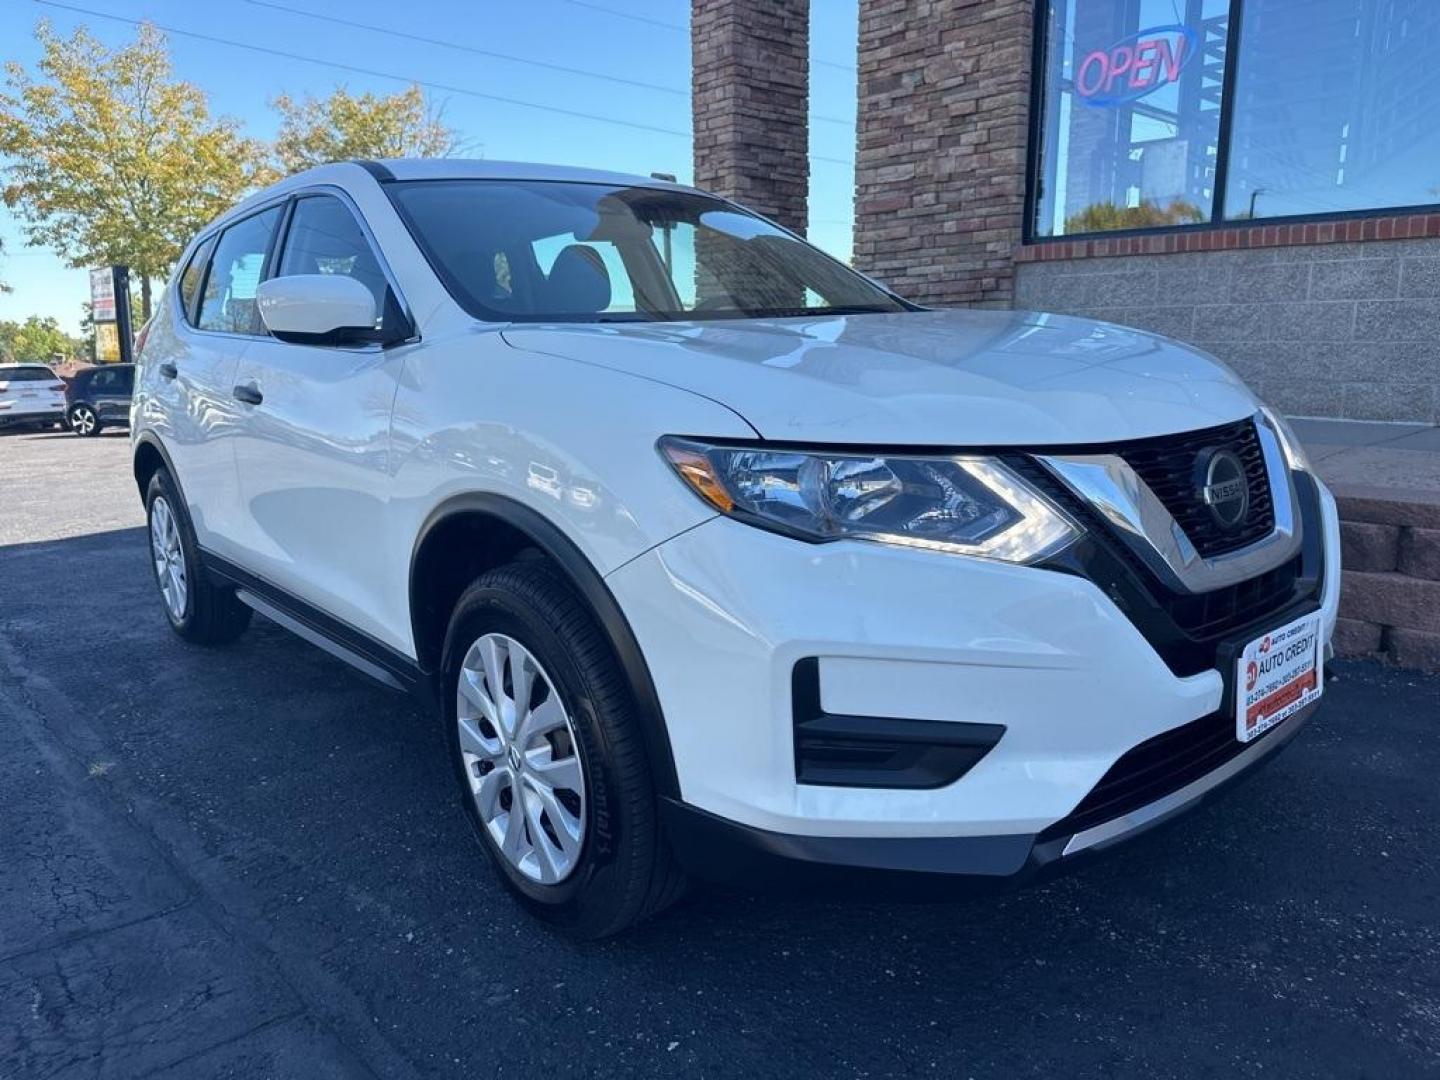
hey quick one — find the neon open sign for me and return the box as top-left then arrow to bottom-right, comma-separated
1074,24 -> 1198,107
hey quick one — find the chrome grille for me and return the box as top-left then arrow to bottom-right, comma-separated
1117,418 -> 1275,557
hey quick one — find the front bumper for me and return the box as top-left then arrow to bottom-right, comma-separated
606,463 -> 1340,879
660,699 -> 1318,891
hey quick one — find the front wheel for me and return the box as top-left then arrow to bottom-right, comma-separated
145,469 -> 252,645
69,405 -> 100,436
442,560 -> 685,938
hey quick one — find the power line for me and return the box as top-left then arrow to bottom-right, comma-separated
30,0 -> 855,166
243,0 -> 688,99
243,0 -> 852,127
555,0 -> 857,73
34,0 -> 689,137
557,0 -> 687,32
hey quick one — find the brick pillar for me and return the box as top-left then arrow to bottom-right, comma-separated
854,0 -> 1034,307
691,0 -> 809,235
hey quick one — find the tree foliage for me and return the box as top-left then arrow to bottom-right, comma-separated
271,85 -> 460,174
0,21 -> 274,319
1064,199 -> 1206,235
0,314 -> 84,362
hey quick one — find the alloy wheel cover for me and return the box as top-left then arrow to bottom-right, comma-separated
456,632 -> 588,884
149,496 -> 187,620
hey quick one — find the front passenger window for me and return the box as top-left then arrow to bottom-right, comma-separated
198,206 -> 282,335
277,196 -> 389,329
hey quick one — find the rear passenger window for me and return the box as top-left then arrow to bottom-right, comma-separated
277,196 -> 388,329
178,235 -> 216,325
198,207 -> 282,335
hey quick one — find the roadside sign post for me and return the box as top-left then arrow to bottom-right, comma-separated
89,265 -> 134,364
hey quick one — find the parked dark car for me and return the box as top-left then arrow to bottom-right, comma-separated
66,363 -> 135,436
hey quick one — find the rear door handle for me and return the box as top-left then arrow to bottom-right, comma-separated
159,363 -> 177,379
232,383 -> 263,406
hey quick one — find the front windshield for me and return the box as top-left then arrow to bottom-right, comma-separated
387,179 -> 910,323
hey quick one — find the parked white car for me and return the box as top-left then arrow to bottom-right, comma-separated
131,160 -> 1340,936
0,363 -> 66,431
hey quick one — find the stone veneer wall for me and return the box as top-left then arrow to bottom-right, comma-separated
1015,239 -> 1440,424
853,0 -> 1033,308
691,0 -> 809,236
1336,492 -> 1440,672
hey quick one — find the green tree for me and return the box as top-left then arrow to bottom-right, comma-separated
0,21 -> 274,322
0,314 -> 82,362
271,85 -> 461,174
1064,198 -> 1206,235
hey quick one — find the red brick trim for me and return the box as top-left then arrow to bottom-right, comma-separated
1016,212 -> 1440,263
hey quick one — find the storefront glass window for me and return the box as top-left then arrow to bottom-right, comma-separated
1224,0 -> 1440,220
1034,0 -> 1231,237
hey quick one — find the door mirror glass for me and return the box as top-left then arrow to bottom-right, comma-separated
256,275 -> 380,346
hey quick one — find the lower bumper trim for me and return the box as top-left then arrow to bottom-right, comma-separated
1061,698 -> 1316,856
662,700 -> 1318,893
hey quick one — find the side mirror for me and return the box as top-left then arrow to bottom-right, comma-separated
256,275 -> 381,346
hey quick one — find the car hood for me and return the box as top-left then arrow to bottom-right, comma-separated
500,309 -> 1260,446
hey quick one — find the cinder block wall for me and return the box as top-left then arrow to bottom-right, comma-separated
1334,493 -> 1440,671
1015,240 -> 1440,424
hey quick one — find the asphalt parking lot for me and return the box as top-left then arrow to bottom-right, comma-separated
2,430 -> 1438,1079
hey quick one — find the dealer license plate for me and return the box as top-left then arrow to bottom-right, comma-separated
1236,612 -> 1323,743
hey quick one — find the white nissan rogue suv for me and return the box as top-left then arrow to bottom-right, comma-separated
132,160 -> 1339,937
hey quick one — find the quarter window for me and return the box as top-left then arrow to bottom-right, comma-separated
177,235 -> 216,325
277,196 -> 389,328
198,206 -> 282,335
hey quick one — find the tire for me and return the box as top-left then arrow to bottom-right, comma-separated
145,469 -> 252,646
69,404 -> 101,437
442,559 -> 686,938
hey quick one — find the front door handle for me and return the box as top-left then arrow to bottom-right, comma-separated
232,383 -> 263,406
159,362 -> 177,379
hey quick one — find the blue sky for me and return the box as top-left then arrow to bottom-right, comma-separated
0,0 -> 859,333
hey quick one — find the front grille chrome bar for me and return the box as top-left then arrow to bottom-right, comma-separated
1036,412 -> 1301,595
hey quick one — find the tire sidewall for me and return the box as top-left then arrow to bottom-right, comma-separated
442,580 -> 630,924
145,471 -> 198,631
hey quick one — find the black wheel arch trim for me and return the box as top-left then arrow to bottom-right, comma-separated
132,431 -> 184,504
410,492 -> 681,800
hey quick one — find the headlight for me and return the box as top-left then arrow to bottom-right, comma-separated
659,437 -> 1080,563
1259,407 -> 1310,472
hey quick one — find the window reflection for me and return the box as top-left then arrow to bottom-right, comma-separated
1225,0 -> 1440,220
1035,0 -> 1230,237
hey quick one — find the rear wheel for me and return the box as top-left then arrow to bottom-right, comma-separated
442,560 -> 685,938
69,404 -> 100,436
145,469 -> 251,645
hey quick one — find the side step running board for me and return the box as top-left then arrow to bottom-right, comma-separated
235,588 -> 407,693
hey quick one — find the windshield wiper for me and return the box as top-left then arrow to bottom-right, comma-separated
744,304 -> 898,319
